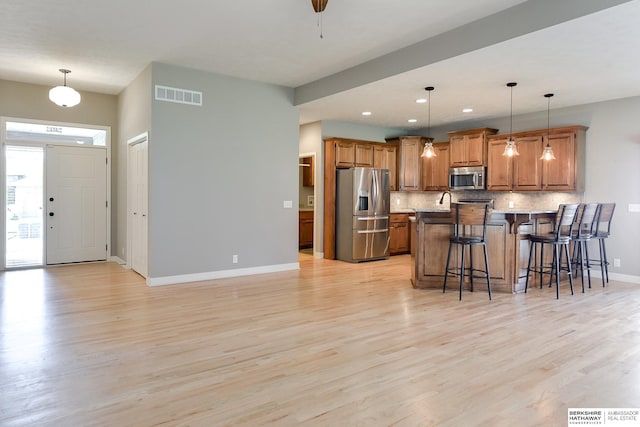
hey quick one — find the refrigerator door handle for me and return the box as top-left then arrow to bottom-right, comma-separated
356,216 -> 389,221
356,228 -> 389,234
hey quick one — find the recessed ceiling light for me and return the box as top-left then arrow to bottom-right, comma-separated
463,108 -> 473,113
416,99 -> 427,104
408,119 -> 417,123
362,111 -> 372,116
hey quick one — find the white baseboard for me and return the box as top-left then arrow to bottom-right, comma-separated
314,251 -> 324,259
590,269 -> 640,284
110,256 -> 126,265
147,262 -> 300,287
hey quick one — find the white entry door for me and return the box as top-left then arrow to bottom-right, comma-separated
46,145 -> 108,264
129,139 -> 148,277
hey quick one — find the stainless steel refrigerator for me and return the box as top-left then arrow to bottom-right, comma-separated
336,167 -> 390,262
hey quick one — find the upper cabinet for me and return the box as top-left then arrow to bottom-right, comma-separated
486,126 -> 586,191
449,128 -> 498,167
422,142 -> 450,191
385,136 -> 427,191
374,144 -> 398,191
334,140 -> 375,168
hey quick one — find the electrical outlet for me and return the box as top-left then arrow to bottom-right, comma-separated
233,254 -> 238,264
614,258 -> 620,268
508,200 -> 515,209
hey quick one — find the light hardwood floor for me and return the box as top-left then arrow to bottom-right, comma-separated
1,255 -> 639,426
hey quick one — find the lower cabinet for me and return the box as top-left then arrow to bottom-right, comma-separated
299,210 -> 314,249
389,213 -> 410,255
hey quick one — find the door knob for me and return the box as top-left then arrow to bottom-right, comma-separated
49,212 -> 54,216
49,197 -> 54,202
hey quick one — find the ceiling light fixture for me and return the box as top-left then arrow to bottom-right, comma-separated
421,86 -> 436,158
408,119 -> 417,123
540,93 -> 556,161
462,108 -> 473,113
416,98 -> 427,104
311,0 -> 328,39
49,69 -> 81,108
503,82 -> 519,157
361,111 -> 372,116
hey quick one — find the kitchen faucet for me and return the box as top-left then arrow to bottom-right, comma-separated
439,191 -> 451,205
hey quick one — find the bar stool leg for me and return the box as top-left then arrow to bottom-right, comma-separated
584,241 -> 592,289
469,244 -> 475,293
602,239 -> 610,284
577,241 -> 585,293
554,244 -> 561,299
564,243 -> 574,295
539,244 -> 545,289
459,245 -> 465,301
525,241 -> 535,293
483,243 -> 492,300
443,242 -> 453,293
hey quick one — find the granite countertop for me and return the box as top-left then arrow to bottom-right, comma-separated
299,208 -> 314,212
492,209 -> 557,214
390,208 -> 416,214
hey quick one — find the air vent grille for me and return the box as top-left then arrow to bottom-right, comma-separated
155,85 -> 202,106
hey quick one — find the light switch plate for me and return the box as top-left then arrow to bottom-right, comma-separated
628,203 -> 640,213
283,200 -> 293,208
307,195 -> 314,206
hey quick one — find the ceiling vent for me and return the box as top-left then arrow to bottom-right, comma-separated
155,85 -> 202,106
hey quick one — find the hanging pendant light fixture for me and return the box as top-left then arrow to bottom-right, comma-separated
49,69 -> 81,107
540,93 -> 556,161
502,82 -> 519,157
421,86 -> 437,158
311,0 -> 328,39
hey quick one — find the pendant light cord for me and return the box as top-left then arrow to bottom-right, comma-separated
317,0 -> 323,39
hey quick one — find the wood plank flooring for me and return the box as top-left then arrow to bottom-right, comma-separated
1,254 -> 639,426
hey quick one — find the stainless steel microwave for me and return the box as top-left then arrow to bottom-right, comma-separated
449,166 -> 485,190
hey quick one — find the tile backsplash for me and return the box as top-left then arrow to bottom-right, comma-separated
391,190 -> 583,211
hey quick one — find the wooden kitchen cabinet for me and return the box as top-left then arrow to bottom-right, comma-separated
449,128 -> 498,167
385,136 -> 426,191
335,141 -> 355,167
300,156 -> 314,187
486,126 -> 585,192
487,134 -> 542,191
422,141 -> 450,190
542,131 -> 578,191
374,144 -> 397,191
299,210 -> 314,249
355,144 -> 374,167
389,213 -> 410,255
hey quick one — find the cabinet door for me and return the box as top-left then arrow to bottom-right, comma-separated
390,221 -> 409,254
466,134 -> 485,166
542,132 -> 575,190
449,135 -> 467,167
298,211 -> 314,248
301,156 -> 314,187
355,144 -> 374,167
513,135 -> 542,190
486,137 -> 512,191
398,139 -> 422,191
374,145 -> 397,191
335,141 -> 355,167
422,143 -> 450,190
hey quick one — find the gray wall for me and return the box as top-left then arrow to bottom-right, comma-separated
0,78 -> 119,254
149,63 -> 299,278
321,120 -> 411,142
116,65 -> 152,261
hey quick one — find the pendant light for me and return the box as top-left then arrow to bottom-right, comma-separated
311,0 -> 328,39
502,82 -> 519,157
421,86 -> 437,158
49,69 -> 81,107
540,93 -> 556,161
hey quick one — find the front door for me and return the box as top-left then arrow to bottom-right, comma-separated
46,145 -> 107,264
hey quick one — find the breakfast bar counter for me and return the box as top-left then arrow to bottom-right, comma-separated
410,209 -> 557,293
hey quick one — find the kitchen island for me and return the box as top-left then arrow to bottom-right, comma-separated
410,209 -> 557,293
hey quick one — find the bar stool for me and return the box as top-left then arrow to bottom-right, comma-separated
571,203 -> 598,292
590,203 -> 616,286
525,203 -> 579,299
443,203 -> 492,301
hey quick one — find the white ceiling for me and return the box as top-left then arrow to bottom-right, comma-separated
1,0 -> 639,130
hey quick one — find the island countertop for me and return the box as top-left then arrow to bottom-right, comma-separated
411,209 -> 557,293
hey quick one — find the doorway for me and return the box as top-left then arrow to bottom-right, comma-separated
127,132 -> 148,278
298,152 -> 315,256
1,118 -> 111,269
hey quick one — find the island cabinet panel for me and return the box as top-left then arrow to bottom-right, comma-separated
374,144 -> 397,191
422,142 -> 450,191
412,210 -> 557,294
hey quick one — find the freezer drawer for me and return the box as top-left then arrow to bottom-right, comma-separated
351,227 -> 390,261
